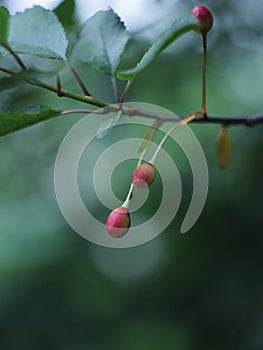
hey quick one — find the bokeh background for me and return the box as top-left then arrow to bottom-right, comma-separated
0,0 -> 263,349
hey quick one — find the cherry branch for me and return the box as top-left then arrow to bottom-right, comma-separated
191,115 -> 263,126
61,108 -> 263,127
0,65 -> 108,108
1,53 -> 263,127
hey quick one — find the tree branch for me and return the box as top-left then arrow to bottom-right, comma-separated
123,107 -> 263,126
191,115 -> 263,126
61,107 -> 263,127
1,64 -> 263,127
0,65 -> 108,108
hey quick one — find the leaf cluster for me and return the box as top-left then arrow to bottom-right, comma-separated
0,2 -> 198,137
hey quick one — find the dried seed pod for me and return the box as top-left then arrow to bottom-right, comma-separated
217,126 -> 232,169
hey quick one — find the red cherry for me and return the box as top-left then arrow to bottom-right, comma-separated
191,6 -> 213,34
132,163 -> 156,189
106,207 -> 131,238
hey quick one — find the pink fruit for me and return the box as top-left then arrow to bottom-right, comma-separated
106,207 -> 131,238
191,5 -> 213,34
132,163 -> 156,189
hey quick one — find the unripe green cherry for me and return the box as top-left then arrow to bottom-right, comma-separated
106,206 -> 131,238
132,163 -> 156,189
191,6 -> 213,34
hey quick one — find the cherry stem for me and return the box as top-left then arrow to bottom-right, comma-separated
112,77 -> 119,103
120,80 -> 133,103
68,64 -> 92,97
0,65 -> 15,75
56,74 -> 64,97
1,43 -> 27,70
201,33 -> 207,117
122,148 -> 147,209
149,114 -> 196,165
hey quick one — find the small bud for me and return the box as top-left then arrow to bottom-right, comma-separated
132,163 -> 156,189
217,126 -> 231,169
191,5 -> 213,34
106,207 -> 131,238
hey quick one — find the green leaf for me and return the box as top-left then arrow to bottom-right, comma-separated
0,6 -> 9,44
0,68 -> 55,91
117,14 -> 198,80
70,9 -> 129,76
217,126 -> 232,169
0,75 -> 29,91
54,0 -> 75,31
96,111 -> 122,139
8,6 -> 68,59
0,108 -> 61,137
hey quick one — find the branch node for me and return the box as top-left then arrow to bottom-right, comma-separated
56,75 -> 65,97
245,119 -> 254,127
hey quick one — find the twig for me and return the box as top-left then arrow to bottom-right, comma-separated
112,77 -> 119,103
56,75 -> 64,97
61,107 -> 263,127
61,109 -> 108,115
0,66 -> 15,75
68,64 -> 92,97
201,33 -> 207,117
0,66 -> 108,107
120,80 -> 132,103
150,114 -> 195,164
0,43 -> 27,70
1,59 -> 263,127
191,115 -> 263,127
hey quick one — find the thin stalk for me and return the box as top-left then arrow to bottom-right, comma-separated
0,60 -> 108,107
32,79 -> 108,107
149,114 -> 195,165
56,74 -> 64,96
120,80 -> 133,103
68,64 -> 92,97
201,33 -> 207,117
122,149 -> 147,209
61,109 -> 107,115
122,183 -> 134,209
112,77 -> 119,103
0,66 -> 15,75
0,43 -> 27,70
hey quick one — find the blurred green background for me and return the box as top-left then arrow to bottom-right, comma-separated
0,0 -> 263,349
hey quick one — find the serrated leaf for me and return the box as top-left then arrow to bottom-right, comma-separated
217,126 -> 232,169
0,6 -> 9,44
54,0 -> 75,30
0,108 -> 61,137
117,14 -> 198,81
7,6 -> 68,59
96,111 -> 122,139
0,68 -> 55,91
70,9 -> 129,76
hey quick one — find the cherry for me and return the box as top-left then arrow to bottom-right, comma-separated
132,163 -> 156,189
106,206 -> 131,238
191,6 -> 213,34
